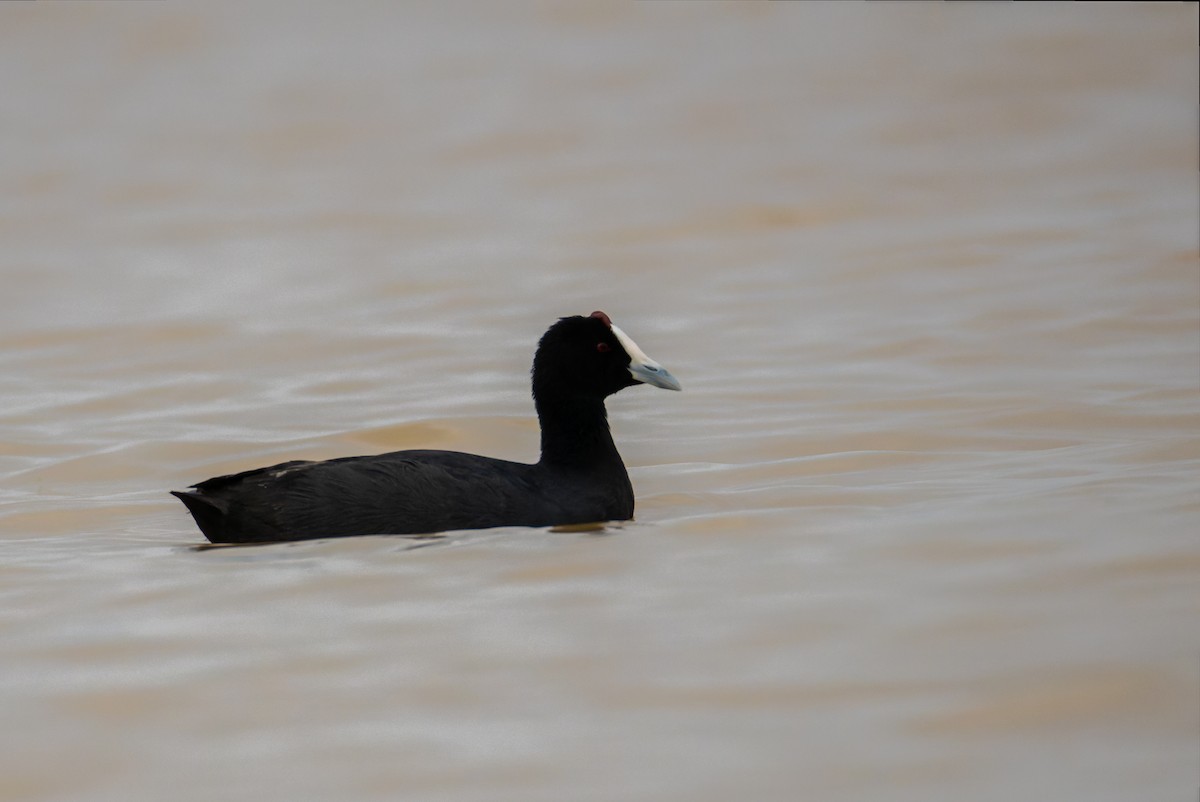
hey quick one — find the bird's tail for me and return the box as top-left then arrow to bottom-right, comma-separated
171,490 -> 228,543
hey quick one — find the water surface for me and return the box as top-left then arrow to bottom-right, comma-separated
1,4 -> 1197,801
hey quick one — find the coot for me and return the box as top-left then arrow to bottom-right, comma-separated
172,311 -> 681,543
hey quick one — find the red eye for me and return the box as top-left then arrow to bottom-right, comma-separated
596,342 -> 611,353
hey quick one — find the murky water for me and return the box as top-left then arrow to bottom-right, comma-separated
2,3 -> 1197,801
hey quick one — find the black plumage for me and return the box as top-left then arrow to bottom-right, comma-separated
172,312 -> 681,543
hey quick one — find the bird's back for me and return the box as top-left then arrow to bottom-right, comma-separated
174,449 -> 625,543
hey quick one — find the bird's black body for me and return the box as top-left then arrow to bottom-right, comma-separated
172,312 -> 680,543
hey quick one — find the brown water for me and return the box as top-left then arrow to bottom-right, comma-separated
1,3 -> 1197,801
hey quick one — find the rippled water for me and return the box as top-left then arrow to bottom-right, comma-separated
2,4 -> 1197,801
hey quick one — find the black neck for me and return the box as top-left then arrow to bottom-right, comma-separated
535,393 -> 624,470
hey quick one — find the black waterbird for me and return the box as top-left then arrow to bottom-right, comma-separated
172,311 -> 681,543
